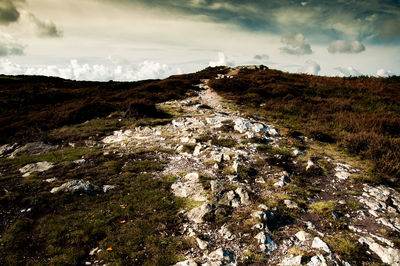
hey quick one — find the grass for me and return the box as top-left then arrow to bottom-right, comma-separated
309,200 -> 336,214
256,144 -> 292,157
324,234 -> 367,264
211,137 -> 238,148
0,150 -> 186,265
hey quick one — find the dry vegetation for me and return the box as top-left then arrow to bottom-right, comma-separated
209,69 -> 400,188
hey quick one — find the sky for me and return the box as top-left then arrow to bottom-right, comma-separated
0,0 -> 399,81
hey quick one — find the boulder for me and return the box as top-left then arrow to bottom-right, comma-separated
187,203 -> 213,223
50,180 -> 98,194
312,237 -> 331,253
19,161 -> 55,177
295,230 -> 312,242
171,173 -> 207,202
0,143 -> 18,158
359,236 -> 400,265
10,142 -> 57,158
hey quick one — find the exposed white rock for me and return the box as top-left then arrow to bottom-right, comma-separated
44,177 -> 57,183
312,237 -> 331,253
255,231 -> 277,254
175,260 -> 198,266
50,180 -> 97,194
280,255 -> 302,266
235,187 -> 250,205
219,224 -> 233,240
251,211 -> 267,221
196,238 -> 209,250
359,236 -> 400,265
307,254 -> 327,266
219,190 -> 240,208
210,180 -> 223,192
74,158 -> 86,164
187,203 -> 213,223
102,130 -> 132,144
10,142 -> 57,158
284,199 -> 298,209
171,172 -> 207,202
193,144 -> 202,156
293,149 -> 304,156
306,158 -> 315,170
295,230 -> 312,242
274,175 -> 291,187
103,185 -> 115,193
0,143 -> 18,157
19,161 -> 55,177
206,248 -> 234,263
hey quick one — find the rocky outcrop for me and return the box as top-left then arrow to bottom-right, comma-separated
19,161 -> 55,177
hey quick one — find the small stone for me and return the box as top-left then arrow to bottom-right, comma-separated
103,185 -> 115,193
74,158 -> 86,164
251,211 -> 267,221
174,260 -> 198,266
207,248 -> 234,262
255,177 -> 265,183
44,177 -> 57,183
293,149 -> 305,156
196,238 -> 209,250
295,230 -> 312,242
89,247 -> 99,256
306,158 -> 315,170
284,199 -> 298,209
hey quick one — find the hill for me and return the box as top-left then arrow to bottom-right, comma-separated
1,66 -> 400,265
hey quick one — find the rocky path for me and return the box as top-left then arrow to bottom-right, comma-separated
98,73 -> 400,265
5,69 -> 399,265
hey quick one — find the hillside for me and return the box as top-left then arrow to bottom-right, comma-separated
1,66 -> 400,265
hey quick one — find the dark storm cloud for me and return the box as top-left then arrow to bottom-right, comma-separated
0,0 -> 23,25
107,0 -> 400,43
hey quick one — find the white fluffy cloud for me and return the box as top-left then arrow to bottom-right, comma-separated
0,59 -> 181,81
0,32 -> 24,56
328,40 -> 365,54
299,60 -> 320,75
280,33 -> 312,55
376,69 -> 394,77
209,52 -> 227,67
334,66 -> 362,77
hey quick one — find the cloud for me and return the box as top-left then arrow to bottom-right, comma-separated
280,33 -> 312,55
0,0 -> 21,25
0,59 -> 181,81
28,13 -> 63,38
0,32 -> 24,56
209,52 -> 228,67
376,69 -> 394,77
299,60 -> 320,75
334,66 -> 362,77
254,54 -> 269,60
327,40 -> 365,54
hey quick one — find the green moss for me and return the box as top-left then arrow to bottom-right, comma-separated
211,138 -> 238,148
309,200 -> 335,214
